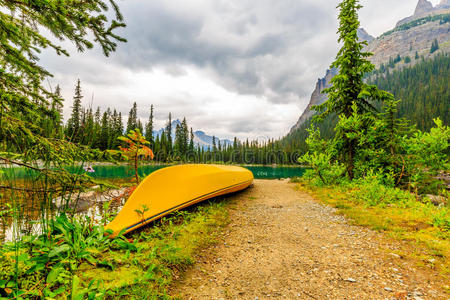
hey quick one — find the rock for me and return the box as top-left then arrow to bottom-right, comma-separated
425,194 -> 447,206
288,68 -> 338,133
357,28 -> 375,42
415,0 -> 434,16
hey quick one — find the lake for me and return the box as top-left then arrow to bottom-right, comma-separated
84,165 -> 306,180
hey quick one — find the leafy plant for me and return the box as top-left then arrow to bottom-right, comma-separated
114,130 -> 154,184
0,214 -> 136,298
135,204 -> 150,223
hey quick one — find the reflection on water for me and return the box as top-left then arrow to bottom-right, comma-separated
86,165 -> 306,180
3,164 -> 306,180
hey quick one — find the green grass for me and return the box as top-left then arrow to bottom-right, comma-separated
0,197 -> 230,299
82,200 -> 230,299
83,202 -> 228,299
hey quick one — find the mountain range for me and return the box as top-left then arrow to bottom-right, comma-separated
289,0 -> 450,134
153,120 -> 232,150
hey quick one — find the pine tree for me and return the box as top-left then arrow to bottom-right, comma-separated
0,1 -> 125,157
181,117 -> 189,155
83,108 -> 94,146
313,0 -> 394,179
430,39 -> 439,54
212,136 -> 217,152
126,102 -> 138,133
145,104 -> 154,147
174,123 -> 182,157
109,109 -> 123,148
166,113 -> 173,154
137,119 -> 144,134
66,79 -> 83,142
189,128 -> 195,152
99,109 -> 110,150
52,85 -> 64,137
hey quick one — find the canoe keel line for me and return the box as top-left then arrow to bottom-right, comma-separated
105,165 -> 254,236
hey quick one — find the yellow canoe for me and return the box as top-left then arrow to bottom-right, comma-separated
105,164 -> 253,236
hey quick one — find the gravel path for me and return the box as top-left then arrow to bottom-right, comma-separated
173,179 -> 447,299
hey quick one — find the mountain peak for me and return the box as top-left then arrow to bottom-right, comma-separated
414,0 -> 434,16
357,28 -> 374,42
437,0 -> 450,8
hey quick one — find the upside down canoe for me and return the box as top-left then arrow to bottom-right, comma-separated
105,164 -> 253,236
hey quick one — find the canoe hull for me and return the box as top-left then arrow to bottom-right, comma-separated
105,164 -> 253,235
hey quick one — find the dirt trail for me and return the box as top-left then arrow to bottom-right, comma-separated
173,180 -> 447,299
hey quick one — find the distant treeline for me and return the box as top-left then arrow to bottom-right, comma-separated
380,13 -> 450,38
11,54 -> 447,165
20,79 -> 298,164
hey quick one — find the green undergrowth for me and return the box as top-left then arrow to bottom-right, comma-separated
0,199 -> 229,299
84,200 -> 229,299
293,177 -> 449,279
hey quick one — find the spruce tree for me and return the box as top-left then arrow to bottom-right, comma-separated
166,113 -> 173,153
126,102 -> 138,133
181,117 -> 189,155
430,39 -> 439,54
145,105 -> 154,147
0,1 -> 125,156
137,119 -> 144,134
66,79 -> 83,142
52,85 -> 64,137
212,136 -> 217,152
313,0 -> 394,179
99,110 -> 110,150
174,123 -> 182,156
83,108 -> 95,146
189,128 -> 195,152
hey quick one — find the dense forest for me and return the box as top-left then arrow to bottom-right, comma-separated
281,53 -> 449,154
370,54 -> 449,131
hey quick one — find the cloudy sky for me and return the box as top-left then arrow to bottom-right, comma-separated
41,0 -> 438,140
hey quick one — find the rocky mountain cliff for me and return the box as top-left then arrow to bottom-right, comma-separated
289,68 -> 338,133
397,0 -> 450,26
288,0 -> 449,134
289,28 -> 373,132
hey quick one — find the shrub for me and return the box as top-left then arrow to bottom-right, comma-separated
349,172 -> 415,207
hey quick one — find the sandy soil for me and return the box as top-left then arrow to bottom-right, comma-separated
172,179 -> 447,300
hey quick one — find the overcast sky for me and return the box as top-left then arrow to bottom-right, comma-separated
41,0 -> 438,140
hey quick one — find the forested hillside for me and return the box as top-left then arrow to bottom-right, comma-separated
370,53 -> 449,131
281,54 -> 449,153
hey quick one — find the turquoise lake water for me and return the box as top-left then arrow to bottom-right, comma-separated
88,165 -> 306,179
2,164 -> 306,180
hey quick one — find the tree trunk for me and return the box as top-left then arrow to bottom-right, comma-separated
134,153 -> 139,184
347,140 -> 355,180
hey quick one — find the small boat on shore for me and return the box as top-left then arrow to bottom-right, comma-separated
105,164 -> 253,236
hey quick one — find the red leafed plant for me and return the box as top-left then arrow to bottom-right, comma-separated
117,129 -> 154,183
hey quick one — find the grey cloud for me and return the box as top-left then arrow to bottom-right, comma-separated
39,0 -> 418,139
106,0 -> 341,104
